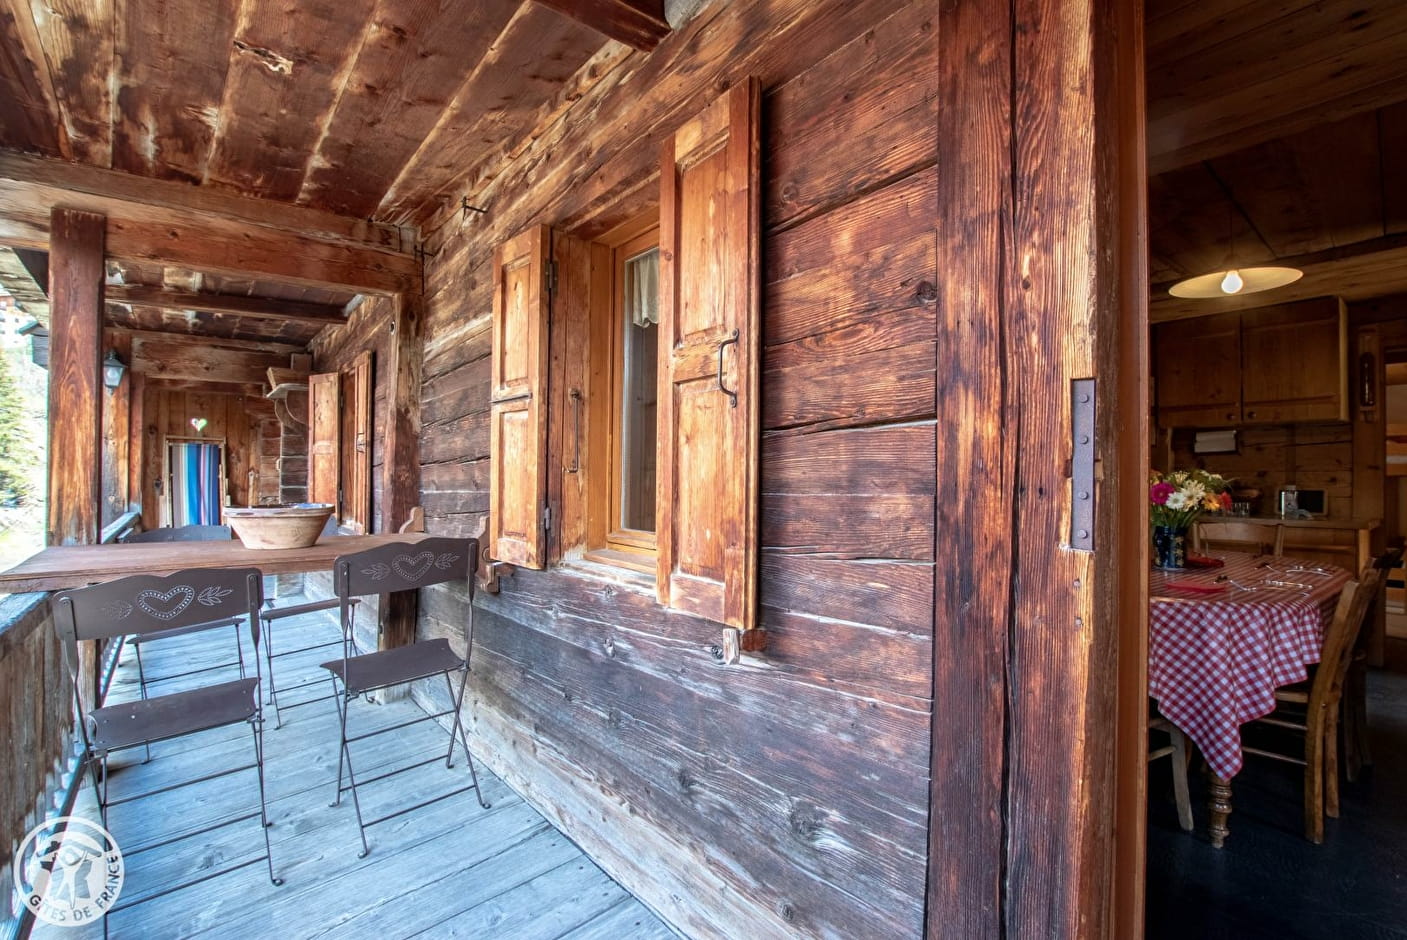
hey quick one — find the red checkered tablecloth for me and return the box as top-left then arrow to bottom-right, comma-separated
1149,551 -> 1351,780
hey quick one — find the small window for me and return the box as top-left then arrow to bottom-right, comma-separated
586,221 -> 660,571
612,235 -> 660,540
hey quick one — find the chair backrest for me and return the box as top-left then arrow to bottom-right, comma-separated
123,524 -> 232,543
1193,520 -> 1284,556
1311,565 -> 1382,711
333,538 -> 477,598
52,567 -> 264,645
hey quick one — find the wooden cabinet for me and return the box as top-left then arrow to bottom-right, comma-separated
1240,298 -> 1348,423
1154,312 -> 1242,427
1154,297 -> 1347,428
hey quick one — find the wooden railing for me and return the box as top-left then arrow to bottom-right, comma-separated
100,507 -> 142,544
0,593 -> 71,936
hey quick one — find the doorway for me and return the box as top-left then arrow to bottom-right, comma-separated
162,438 -> 226,527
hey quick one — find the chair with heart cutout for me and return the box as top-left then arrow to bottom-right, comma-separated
51,566 -> 282,907
318,536 -> 490,856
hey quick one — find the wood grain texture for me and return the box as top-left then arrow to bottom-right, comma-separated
46,208 -> 104,547
0,0 -> 65,155
298,0 -> 519,216
111,0 -> 237,182
25,0 -> 111,163
106,283 -> 348,326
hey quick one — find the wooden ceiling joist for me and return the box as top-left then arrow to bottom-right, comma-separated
0,151 -> 419,295
1150,233 -> 1407,322
106,284 -> 348,327
532,0 -> 668,51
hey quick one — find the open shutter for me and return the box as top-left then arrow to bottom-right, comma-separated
308,371 -> 340,510
656,78 -> 761,631
344,350 -> 373,533
489,224 -> 551,568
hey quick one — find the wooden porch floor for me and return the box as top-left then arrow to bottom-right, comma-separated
29,593 -> 676,940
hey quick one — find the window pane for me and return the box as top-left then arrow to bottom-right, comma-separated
619,247 -> 659,532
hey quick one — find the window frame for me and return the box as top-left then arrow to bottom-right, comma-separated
584,215 -> 661,572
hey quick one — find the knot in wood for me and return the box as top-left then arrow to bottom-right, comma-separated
915,280 -> 938,304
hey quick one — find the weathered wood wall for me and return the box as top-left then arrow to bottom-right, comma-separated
405,1 -> 938,936
310,295 -> 393,533
1166,423 -> 1355,517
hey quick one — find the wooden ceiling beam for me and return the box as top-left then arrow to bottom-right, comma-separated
1150,233 -> 1407,322
130,333 -> 295,386
106,284 -> 348,327
0,150 -> 419,295
532,0 -> 669,51
108,327 -> 307,356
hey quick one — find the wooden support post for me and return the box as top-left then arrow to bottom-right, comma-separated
47,208 -> 105,546
380,292 -> 424,649
48,208 -> 106,711
103,330 -> 133,526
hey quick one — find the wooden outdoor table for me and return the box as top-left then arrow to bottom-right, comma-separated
0,532 -> 433,594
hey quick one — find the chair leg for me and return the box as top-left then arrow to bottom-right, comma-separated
1325,702 -> 1342,819
330,686 -> 371,858
1169,726 -> 1193,832
249,718 -> 282,886
445,668 -> 490,810
1305,707 -> 1325,843
263,620 -> 283,729
234,624 -> 247,680
133,643 -> 152,763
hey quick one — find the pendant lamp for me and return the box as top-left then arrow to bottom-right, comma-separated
1168,196 -> 1301,299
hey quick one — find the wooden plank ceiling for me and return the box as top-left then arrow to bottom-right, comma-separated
0,0 -> 669,354
1147,0 -> 1407,320
0,0 -> 640,226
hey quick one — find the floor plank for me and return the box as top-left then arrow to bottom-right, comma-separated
25,595 -> 676,940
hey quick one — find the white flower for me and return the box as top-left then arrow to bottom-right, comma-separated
1165,491 -> 1190,510
1182,481 -> 1206,503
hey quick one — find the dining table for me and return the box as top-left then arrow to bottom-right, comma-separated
1149,550 -> 1352,847
0,532 -> 434,594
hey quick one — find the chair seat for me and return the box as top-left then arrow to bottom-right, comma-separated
261,597 -> 360,623
128,616 -> 241,645
321,638 -> 463,695
88,678 -> 260,752
1274,683 -> 1310,704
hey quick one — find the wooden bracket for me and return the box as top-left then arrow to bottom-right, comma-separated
480,560 -> 513,595
720,627 -> 767,664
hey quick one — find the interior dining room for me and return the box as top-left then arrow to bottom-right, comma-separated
1142,1 -> 1407,936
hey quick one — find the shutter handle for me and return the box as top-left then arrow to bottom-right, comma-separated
716,329 -> 740,408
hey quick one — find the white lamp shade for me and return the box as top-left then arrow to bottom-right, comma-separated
1168,266 -> 1303,299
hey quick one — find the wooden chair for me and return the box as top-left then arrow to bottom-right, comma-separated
51,567 -> 281,893
1192,520 -> 1284,556
1244,564 -> 1381,842
319,537 -> 490,857
1343,546 -> 1402,782
1149,715 -> 1193,831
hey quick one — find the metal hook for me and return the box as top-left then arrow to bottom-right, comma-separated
716,329 -> 739,408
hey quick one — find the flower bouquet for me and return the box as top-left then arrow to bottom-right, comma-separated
1150,469 -> 1231,568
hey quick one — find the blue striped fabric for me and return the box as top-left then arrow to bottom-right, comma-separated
171,442 -> 222,526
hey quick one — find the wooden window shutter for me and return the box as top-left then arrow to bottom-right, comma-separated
656,78 -> 761,631
489,224 -> 551,568
308,371 -> 340,511
344,350 -> 373,533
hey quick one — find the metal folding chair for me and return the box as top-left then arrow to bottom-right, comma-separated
319,537 -> 489,857
51,566 -> 282,907
118,525 -> 246,729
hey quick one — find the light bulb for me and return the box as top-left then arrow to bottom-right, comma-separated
1220,270 -> 1244,294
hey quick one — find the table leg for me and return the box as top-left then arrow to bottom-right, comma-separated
1208,775 -> 1233,848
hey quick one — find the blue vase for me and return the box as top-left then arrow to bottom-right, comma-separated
1152,525 -> 1188,569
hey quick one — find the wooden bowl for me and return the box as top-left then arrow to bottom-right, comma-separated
224,504 -> 334,550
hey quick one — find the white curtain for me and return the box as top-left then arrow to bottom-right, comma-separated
628,248 -> 660,327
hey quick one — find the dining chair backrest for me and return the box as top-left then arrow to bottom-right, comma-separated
123,524 -> 233,543
1193,520 -> 1284,556
52,567 -> 265,647
1311,566 -> 1381,713
332,537 -> 477,641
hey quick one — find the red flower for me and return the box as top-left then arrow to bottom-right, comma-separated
1219,491 -> 1233,510
1150,481 -> 1176,506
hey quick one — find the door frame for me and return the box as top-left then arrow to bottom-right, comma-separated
160,436 -> 228,527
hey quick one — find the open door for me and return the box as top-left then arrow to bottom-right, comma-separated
308,371 -> 340,512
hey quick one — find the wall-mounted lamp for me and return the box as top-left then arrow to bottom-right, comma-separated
101,349 -> 127,390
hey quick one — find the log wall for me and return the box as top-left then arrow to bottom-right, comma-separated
408,2 -> 937,936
